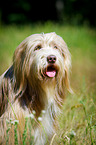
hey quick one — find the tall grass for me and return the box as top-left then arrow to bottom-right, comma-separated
0,23 -> 96,144
56,77 -> 96,145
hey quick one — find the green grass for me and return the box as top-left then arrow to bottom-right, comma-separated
0,23 -> 96,144
56,78 -> 96,145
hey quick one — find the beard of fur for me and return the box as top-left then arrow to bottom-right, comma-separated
13,52 -> 65,117
27,51 -> 66,103
13,33 -> 72,118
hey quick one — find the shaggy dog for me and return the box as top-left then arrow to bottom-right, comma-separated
0,32 -> 72,145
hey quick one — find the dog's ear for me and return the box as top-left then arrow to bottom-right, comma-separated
64,68 -> 73,94
64,46 -> 73,94
13,41 -> 27,92
56,38 -> 73,104
61,39 -> 73,94
57,68 -> 73,102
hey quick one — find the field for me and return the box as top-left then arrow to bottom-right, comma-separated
0,23 -> 96,144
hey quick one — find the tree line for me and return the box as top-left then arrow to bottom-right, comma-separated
0,0 -> 96,26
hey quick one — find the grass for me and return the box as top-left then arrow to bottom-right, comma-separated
0,22 -> 96,144
56,78 -> 96,145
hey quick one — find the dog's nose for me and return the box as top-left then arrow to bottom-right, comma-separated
47,55 -> 56,63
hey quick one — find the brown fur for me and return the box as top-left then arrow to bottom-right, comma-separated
0,32 -> 72,145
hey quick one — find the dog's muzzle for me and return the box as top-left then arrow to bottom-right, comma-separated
43,55 -> 58,78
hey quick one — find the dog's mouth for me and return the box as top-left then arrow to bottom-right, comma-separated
43,65 -> 58,78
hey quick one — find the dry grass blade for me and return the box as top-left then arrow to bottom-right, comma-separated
50,133 -> 57,145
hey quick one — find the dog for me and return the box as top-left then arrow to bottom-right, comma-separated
0,32 -> 72,144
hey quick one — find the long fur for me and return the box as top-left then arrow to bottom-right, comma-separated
0,32 -> 72,145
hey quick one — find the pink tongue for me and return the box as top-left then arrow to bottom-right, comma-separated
46,71 -> 56,77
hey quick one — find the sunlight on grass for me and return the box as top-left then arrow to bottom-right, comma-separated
56,77 -> 96,144
0,23 -> 96,144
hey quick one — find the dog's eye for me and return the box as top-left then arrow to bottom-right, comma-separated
54,45 -> 58,49
35,45 -> 42,51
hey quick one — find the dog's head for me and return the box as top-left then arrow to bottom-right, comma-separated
13,32 -> 72,96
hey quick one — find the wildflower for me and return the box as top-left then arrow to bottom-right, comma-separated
42,110 -> 46,114
69,130 -> 76,138
25,113 -> 34,119
11,120 -> 19,125
38,117 -> 42,122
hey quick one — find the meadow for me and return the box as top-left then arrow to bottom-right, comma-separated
0,23 -> 96,144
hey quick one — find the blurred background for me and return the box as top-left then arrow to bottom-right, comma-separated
0,1 -> 96,144
0,0 -> 96,90
0,0 -> 96,26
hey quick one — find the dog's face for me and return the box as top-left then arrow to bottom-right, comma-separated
27,34 -> 65,80
13,32 -> 71,92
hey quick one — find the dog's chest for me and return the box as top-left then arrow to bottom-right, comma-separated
43,80 -> 56,99
34,93 -> 57,145
41,84 -> 58,133
34,81 -> 59,144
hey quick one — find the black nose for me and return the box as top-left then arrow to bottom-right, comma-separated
47,55 -> 56,63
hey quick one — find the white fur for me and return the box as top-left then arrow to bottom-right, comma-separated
34,81 -> 60,145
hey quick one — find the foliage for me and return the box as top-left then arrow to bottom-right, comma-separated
56,79 -> 96,144
0,0 -> 96,26
0,23 -> 96,144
